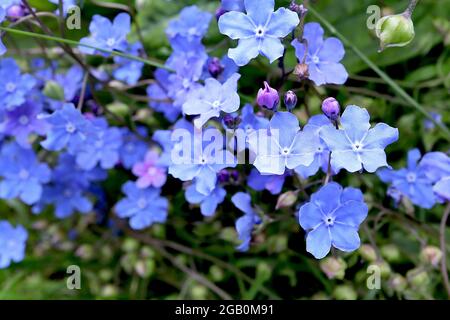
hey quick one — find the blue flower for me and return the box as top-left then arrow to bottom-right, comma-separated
218,0 -> 299,66
166,6 -> 212,41
0,99 -> 48,148
0,8 -> 6,55
231,192 -> 262,251
292,22 -> 348,86
115,181 -> 168,230
0,58 -> 36,111
320,105 -> 398,173
419,151 -> 450,203
0,0 -> 21,10
221,0 -> 245,12
235,104 -> 269,154
49,0 -> 77,17
294,115 -> 333,178
169,123 -> 236,195
248,111 -> 316,175
119,128 -> 148,169
79,13 -> 130,55
423,112 -> 442,131
53,153 -> 107,189
147,69 -> 180,122
298,182 -> 368,259
75,118 -> 123,170
0,221 -> 27,269
33,153 -> 106,218
378,149 -> 437,209
41,103 -> 93,153
113,42 -> 144,85
247,168 -> 288,195
183,73 -> 241,128
0,143 -> 51,205
185,184 -> 226,217
37,182 -> 94,218
54,65 -> 84,102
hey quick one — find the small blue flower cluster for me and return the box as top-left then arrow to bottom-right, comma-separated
0,0 -> 447,268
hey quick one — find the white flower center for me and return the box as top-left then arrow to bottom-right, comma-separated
147,167 -> 157,176
106,38 -> 116,47
406,172 -> 417,183
188,27 -> 197,35
312,55 -> 320,64
19,115 -> 29,125
352,142 -> 363,152
65,122 -> 76,133
126,144 -> 134,152
137,197 -> 147,209
64,189 -> 73,197
255,26 -> 266,38
324,215 -> 335,226
281,147 -> 290,156
211,100 -> 221,109
5,82 -> 16,92
18,169 -> 29,180
182,79 -> 190,89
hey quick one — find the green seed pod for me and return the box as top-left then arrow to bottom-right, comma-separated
376,13 -> 415,51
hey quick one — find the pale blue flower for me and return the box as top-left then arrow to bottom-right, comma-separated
231,192 -> 262,251
182,73 -> 241,128
292,22 -> 348,86
115,181 -> 168,230
320,105 -> 398,173
298,182 -> 368,259
248,111 -> 316,175
185,184 -> 226,217
0,221 -> 27,269
79,13 -> 130,55
166,5 -> 212,41
218,0 -> 299,66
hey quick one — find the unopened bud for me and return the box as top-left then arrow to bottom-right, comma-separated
7,5 -> 25,20
381,244 -> 401,263
320,257 -> 347,280
389,274 -> 407,292
223,114 -> 241,129
208,57 -> 224,78
275,191 -> 298,210
407,268 -> 430,287
420,246 -> 442,267
333,285 -> 357,300
257,81 -> 279,111
359,244 -> 377,262
376,13 -> 415,51
322,97 -> 340,121
293,63 -> 309,80
284,90 -> 298,111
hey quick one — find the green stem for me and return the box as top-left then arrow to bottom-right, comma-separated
0,26 -> 172,72
307,6 -> 450,141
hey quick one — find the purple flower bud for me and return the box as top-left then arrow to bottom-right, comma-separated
208,57 -> 224,78
217,169 -> 231,183
321,97 -> 340,121
230,170 -> 239,182
215,7 -> 228,20
289,1 -> 308,17
284,90 -> 297,111
257,81 -> 279,110
223,114 -> 241,129
7,5 -> 25,20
